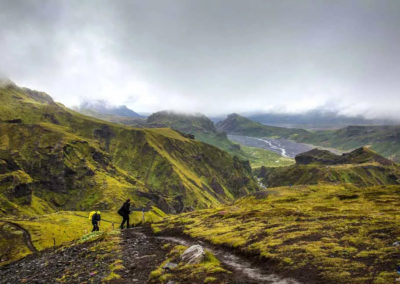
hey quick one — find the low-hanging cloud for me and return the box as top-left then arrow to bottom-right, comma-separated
1,0 -> 400,119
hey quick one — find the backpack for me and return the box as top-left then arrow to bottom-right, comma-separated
89,211 -> 96,220
117,206 -> 124,216
89,211 -> 101,221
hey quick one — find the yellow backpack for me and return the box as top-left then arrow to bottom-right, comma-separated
89,211 -> 97,220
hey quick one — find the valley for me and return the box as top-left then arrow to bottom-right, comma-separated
1,81 -> 400,283
228,135 -> 312,158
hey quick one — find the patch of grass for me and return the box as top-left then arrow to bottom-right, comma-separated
240,145 -> 294,168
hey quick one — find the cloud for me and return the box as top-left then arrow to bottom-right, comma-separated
1,0 -> 400,119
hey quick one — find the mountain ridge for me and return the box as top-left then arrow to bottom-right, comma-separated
0,83 -> 259,217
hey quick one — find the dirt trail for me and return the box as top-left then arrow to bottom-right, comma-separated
0,226 -> 301,283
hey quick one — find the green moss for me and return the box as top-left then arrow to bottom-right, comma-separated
154,184 -> 400,283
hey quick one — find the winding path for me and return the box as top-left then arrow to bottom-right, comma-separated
0,220 -> 37,253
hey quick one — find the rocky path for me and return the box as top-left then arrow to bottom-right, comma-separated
0,226 -> 300,283
116,227 -> 170,283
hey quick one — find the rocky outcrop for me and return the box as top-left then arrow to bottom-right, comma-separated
180,245 -> 205,264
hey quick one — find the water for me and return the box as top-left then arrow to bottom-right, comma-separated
228,135 -> 312,158
157,236 -> 300,284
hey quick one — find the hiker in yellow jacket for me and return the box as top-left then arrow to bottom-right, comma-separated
89,211 -> 101,232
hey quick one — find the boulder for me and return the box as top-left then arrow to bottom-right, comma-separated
180,245 -> 205,264
162,262 -> 178,271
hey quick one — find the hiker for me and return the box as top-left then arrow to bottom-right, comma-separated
89,211 -> 101,232
118,199 -> 131,229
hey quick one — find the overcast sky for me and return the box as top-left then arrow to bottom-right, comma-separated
1,0 -> 400,118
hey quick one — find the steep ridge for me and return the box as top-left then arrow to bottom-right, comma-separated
257,147 -> 400,187
0,81 -> 258,216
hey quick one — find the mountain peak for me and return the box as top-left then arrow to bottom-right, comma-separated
77,100 -> 142,118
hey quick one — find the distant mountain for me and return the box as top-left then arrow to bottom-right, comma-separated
257,147 -> 400,187
295,125 -> 400,162
216,113 -> 309,138
145,111 -> 251,160
76,100 -> 144,118
217,113 -> 400,162
147,111 -> 216,133
246,110 -> 399,130
145,111 -> 295,168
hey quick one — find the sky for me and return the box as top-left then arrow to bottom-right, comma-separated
1,0 -> 400,119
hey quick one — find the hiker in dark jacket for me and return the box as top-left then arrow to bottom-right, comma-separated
118,199 -> 131,229
90,211 -> 101,232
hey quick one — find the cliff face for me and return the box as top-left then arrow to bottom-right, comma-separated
0,83 -> 258,216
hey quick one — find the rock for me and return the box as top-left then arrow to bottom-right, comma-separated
166,281 -> 175,284
393,241 -> 400,246
180,245 -> 205,264
162,262 -> 178,271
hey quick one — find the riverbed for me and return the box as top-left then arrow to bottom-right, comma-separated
228,135 -> 313,158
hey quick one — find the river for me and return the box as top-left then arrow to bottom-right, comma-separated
228,135 -> 313,158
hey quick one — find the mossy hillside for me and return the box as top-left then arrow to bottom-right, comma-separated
149,244 -> 229,283
258,148 -> 400,187
83,109 -> 297,169
0,221 -> 32,265
0,83 -> 259,214
153,184 -> 400,283
0,209 -> 164,265
259,163 -> 400,187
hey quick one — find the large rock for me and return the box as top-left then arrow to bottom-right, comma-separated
180,245 -> 205,264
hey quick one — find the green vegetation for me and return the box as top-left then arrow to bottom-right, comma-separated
217,113 -> 400,162
153,184 -> 400,283
0,209 -> 164,265
149,244 -> 229,283
0,82 -> 258,218
241,145 -> 294,168
258,147 -> 400,187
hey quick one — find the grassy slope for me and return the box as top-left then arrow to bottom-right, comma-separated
0,83 -> 259,217
240,145 -> 294,168
153,184 -> 400,283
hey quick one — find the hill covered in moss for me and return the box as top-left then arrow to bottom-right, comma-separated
0,81 -> 259,217
257,147 -> 400,187
153,184 -> 400,283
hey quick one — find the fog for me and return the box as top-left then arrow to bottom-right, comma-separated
1,0 -> 400,119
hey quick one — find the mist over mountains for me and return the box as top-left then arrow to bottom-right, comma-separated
77,98 -> 400,130
75,100 -> 144,118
